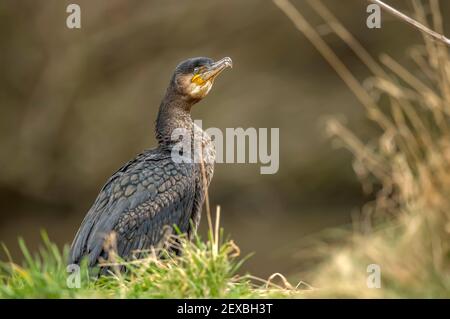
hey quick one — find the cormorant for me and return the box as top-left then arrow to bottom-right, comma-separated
68,57 -> 232,271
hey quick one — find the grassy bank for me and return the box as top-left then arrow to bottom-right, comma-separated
0,226 -> 303,298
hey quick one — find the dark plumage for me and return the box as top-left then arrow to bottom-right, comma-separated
68,57 -> 232,271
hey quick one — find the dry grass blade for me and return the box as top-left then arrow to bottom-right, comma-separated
368,0 -> 450,47
199,144 -> 213,240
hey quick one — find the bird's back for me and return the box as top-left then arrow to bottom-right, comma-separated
68,148 -> 197,268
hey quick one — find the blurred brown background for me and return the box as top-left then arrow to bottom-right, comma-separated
1,0 -> 449,278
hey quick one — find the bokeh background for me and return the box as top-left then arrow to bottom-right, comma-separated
1,0 -> 449,278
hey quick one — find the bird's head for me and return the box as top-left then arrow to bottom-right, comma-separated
171,57 -> 232,102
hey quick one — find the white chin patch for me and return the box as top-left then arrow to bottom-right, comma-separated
189,81 -> 213,99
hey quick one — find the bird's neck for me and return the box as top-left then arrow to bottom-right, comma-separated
156,87 -> 195,148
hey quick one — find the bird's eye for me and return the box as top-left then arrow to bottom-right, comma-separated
193,67 -> 200,74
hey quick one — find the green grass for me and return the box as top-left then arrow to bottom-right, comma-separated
0,230 -> 299,299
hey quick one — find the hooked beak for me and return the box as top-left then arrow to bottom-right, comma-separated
200,57 -> 233,82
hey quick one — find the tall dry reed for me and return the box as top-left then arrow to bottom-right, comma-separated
274,0 -> 450,297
